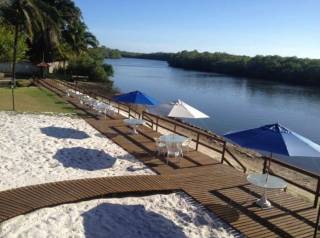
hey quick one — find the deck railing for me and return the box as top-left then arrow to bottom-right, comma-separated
38,79 -> 320,235
262,156 -> 320,207
39,78 -> 247,172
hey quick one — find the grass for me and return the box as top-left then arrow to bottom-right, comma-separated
0,86 -> 76,113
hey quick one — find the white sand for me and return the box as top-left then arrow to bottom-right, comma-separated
0,112 -> 237,238
0,112 -> 152,191
0,193 -> 234,238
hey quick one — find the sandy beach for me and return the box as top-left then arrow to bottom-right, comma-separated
0,112 -> 236,238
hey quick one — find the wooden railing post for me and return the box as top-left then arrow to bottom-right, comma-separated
128,108 -> 131,119
156,117 -> 159,132
221,141 -> 226,163
263,157 -> 268,174
195,133 -> 200,151
173,124 -> 177,132
314,178 -> 320,208
314,204 -> 320,238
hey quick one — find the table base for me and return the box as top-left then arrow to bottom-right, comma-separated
256,194 -> 272,209
131,126 -> 138,135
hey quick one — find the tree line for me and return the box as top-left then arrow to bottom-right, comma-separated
121,51 -> 172,61
168,50 -> 320,85
116,49 -> 320,86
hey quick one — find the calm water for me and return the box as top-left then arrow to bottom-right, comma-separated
107,58 -> 320,145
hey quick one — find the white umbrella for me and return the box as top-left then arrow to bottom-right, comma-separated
150,100 -> 209,119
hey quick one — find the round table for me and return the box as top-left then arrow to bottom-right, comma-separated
159,134 -> 188,144
123,119 -> 145,134
247,173 -> 287,209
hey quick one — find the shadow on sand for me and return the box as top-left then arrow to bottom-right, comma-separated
41,126 -> 90,139
82,203 -> 188,238
53,147 -> 116,171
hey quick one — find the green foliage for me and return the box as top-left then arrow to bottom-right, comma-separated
121,51 -> 172,61
168,51 -> 320,85
87,46 -> 121,59
0,0 -> 99,63
0,25 -> 28,62
66,49 -> 114,84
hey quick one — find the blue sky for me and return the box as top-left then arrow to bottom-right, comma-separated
75,0 -> 320,58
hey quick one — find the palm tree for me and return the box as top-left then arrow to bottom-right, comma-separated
0,0 -> 59,110
62,21 -> 98,55
27,0 -> 98,66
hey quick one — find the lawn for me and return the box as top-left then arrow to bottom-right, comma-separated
0,86 -> 76,113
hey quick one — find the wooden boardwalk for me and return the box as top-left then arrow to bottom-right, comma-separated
0,79 -> 317,237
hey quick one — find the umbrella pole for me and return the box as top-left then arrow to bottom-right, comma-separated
266,153 -> 272,181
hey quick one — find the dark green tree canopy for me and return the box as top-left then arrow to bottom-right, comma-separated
0,0 -> 98,63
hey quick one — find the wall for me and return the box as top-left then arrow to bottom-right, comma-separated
0,62 -> 39,75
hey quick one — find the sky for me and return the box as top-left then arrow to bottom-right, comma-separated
75,0 -> 320,58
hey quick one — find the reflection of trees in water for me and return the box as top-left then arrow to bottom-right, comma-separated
169,70 -> 320,101
244,79 -> 320,100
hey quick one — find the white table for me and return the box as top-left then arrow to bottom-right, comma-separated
247,173 -> 287,209
123,119 -> 145,134
159,134 -> 188,144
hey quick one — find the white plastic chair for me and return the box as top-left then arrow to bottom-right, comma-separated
94,102 -> 108,118
166,142 -> 181,164
106,105 -> 116,116
181,138 -> 193,157
154,138 -> 166,156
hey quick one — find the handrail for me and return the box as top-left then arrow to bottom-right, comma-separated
45,79 -> 246,173
38,78 -> 320,237
55,79 -> 142,119
224,147 -> 247,173
40,79 -> 320,213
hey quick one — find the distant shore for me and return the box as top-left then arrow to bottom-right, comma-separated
115,50 -> 320,86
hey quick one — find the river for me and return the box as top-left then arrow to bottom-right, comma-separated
107,57 -> 320,144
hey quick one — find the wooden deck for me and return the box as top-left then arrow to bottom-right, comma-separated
0,79 -> 317,237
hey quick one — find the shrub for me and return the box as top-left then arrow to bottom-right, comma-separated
67,52 -> 113,83
17,79 -> 33,87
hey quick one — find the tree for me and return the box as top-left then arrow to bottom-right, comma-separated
0,25 -> 28,62
0,0 -> 60,110
28,0 -> 98,63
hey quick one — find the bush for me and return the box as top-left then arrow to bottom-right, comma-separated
17,79 -> 33,87
67,53 -> 113,82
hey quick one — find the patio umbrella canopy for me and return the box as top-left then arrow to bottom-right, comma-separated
224,123 -> 320,157
150,100 -> 209,119
113,91 -> 159,105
